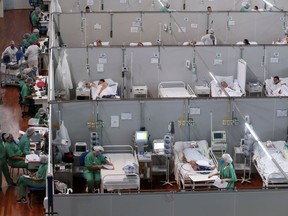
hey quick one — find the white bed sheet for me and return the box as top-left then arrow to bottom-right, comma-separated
101,153 -> 139,192
264,78 -> 288,96
159,87 -> 196,98
174,140 -> 217,188
91,78 -> 120,100
254,141 -> 288,180
210,80 -> 244,97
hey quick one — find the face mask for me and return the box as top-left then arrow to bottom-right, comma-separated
220,159 -> 225,164
97,153 -> 103,158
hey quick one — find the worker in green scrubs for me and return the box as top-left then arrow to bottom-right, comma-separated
0,133 -> 16,191
208,153 -> 237,189
84,146 -> 113,193
34,108 -> 48,126
16,154 -> 48,204
21,77 -> 35,105
160,2 -> 170,12
18,128 -> 35,155
3,133 -> 27,169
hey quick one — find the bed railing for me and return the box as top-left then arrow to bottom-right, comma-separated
158,81 -> 185,89
186,84 -> 197,97
208,148 -> 218,168
103,145 -> 134,154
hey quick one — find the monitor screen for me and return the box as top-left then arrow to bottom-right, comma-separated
213,133 -> 223,139
135,131 -> 148,143
75,145 -> 87,152
212,131 -> 226,141
153,141 -> 164,151
74,143 -> 87,153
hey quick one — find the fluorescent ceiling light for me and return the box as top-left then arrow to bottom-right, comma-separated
158,0 -> 164,7
263,0 -> 273,8
245,123 -> 272,160
209,72 -> 217,83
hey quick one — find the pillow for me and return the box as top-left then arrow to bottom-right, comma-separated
183,141 -> 198,149
282,149 -> 288,159
214,75 -> 234,87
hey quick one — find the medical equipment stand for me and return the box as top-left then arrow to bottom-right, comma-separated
234,147 -> 252,184
161,155 -> 175,186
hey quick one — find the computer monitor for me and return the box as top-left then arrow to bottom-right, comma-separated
135,131 -> 148,153
153,139 -> 165,153
74,142 -> 88,156
211,131 -> 226,142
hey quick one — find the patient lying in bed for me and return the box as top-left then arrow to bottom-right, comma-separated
88,79 -> 115,98
217,81 -> 236,95
182,146 -> 216,172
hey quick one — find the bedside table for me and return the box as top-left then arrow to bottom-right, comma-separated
246,82 -> 262,96
194,85 -> 210,96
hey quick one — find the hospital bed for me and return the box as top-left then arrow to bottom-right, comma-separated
210,59 -> 247,97
91,78 -> 120,100
76,78 -> 120,100
174,140 -> 218,189
101,145 -> 140,193
264,77 -> 288,97
158,81 -> 197,98
253,140 -> 288,188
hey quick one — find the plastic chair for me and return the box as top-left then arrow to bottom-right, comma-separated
79,152 -> 89,166
28,186 -> 46,208
28,0 -> 41,9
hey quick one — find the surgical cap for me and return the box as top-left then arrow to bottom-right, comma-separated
3,133 -> 10,140
40,154 -> 48,164
21,74 -> 28,80
38,108 -> 46,115
32,66 -> 38,71
208,29 -> 214,34
26,128 -> 35,137
222,153 -> 233,163
33,28 -> 40,34
93,146 -> 104,152
23,33 -> 30,39
25,77 -> 33,83
16,72 -> 22,78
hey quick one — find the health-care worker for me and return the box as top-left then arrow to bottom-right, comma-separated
84,146 -> 113,193
0,132 -> 16,191
3,133 -> 27,169
16,154 -> 48,204
18,128 -> 35,155
208,153 -> 237,189
34,108 -> 48,126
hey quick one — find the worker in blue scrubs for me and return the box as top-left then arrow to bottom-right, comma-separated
208,153 -> 237,189
84,146 -> 113,193
18,128 -> 35,155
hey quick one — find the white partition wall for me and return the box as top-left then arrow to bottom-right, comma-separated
58,0 -> 288,12
56,12 -> 287,46
52,45 -> 288,99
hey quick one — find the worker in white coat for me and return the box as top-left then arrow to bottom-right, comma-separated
201,29 -> 217,45
24,43 -> 40,76
1,41 -> 18,62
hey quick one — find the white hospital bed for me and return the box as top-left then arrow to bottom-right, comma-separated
101,145 -> 140,193
264,77 -> 288,97
158,81 -> 197,98
91,78 -> 120,100
174,140 -> 218,189
253,140 -> 288,188
210,59 -> 247,97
